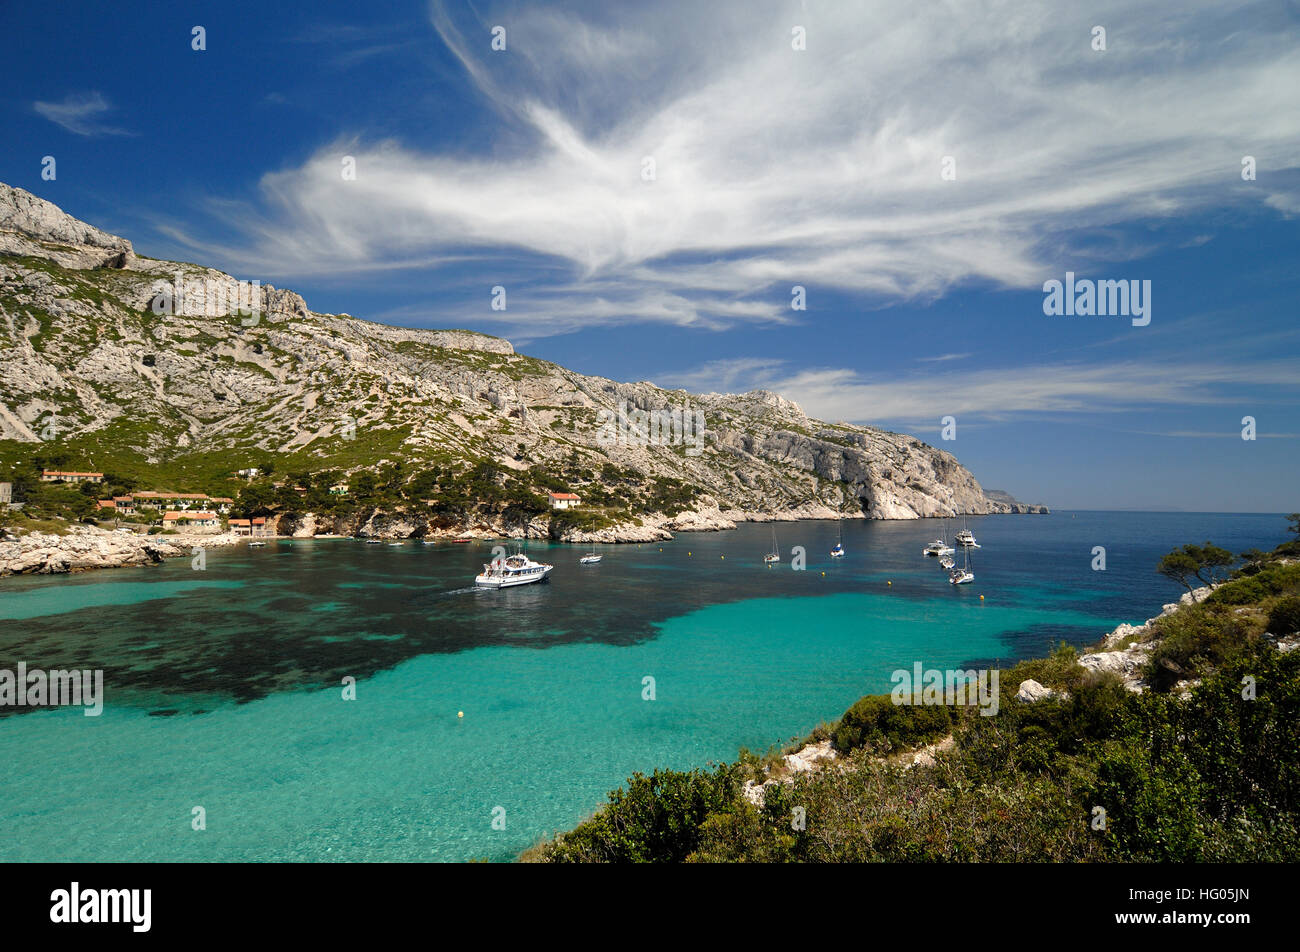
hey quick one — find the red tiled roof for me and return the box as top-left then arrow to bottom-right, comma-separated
228,519 -> 251,526
43,470 -> 103,477
163,510 -> 218,521
96,500 -> 116,509
548,492 -> 580,500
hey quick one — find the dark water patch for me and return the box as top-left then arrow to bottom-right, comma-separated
0,514 -> 1285,714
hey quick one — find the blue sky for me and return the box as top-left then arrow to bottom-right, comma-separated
2,0 -> 1298,512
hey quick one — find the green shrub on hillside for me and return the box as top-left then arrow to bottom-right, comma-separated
831,694 -> 953,754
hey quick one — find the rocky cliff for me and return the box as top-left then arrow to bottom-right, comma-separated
0,182 -> 1040,525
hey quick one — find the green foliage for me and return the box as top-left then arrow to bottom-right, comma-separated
1145,604 -> 1262,692
536,765 -> 748,863
1268,596 -> 1300,636
1157,541 -> 1237,597
831,693 -> 953,754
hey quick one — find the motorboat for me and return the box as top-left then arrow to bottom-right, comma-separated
475,552 -> 554,588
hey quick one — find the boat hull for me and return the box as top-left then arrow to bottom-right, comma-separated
474,564 -> 553,588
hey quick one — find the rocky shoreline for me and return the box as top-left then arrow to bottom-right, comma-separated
272,499 -> 1048,545
740,583 -> 1244,808
0,526 -> 242,577
0,503 -> 1051,577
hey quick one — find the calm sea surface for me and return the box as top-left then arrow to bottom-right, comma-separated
0,511 -> 1286,861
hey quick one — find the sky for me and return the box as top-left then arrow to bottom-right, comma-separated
1,0 -> 1298,512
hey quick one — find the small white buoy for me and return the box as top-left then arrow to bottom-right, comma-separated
457,711 -> 464,718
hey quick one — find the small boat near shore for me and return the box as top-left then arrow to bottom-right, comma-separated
248,540 -> 267,547
579,541 -> 602,564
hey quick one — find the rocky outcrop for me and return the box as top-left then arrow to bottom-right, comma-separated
0,183 -> 135,270
742,739 -> 838,807
1016,679 -> 1068,702
983,489 -> 1050,514
0,525 -> 241,577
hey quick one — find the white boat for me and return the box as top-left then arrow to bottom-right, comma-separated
764,525 -> 780,564
579,542 -> 602,564
924,517 -> 956,557
830,519 -> 845,558
955,517 -> 979,548
475,552 -> 554,588
949,546 -> 974,584
923,540 -> 954,557
939,554 -> 955,570
387,541 -> 404,547
422,540 -> 438,546
248,540 -> 267,547
365,538 -> 381,544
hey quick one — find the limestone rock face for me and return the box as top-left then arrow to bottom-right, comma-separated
1078,643 -> 1154,692
0,183 -> 135,269
0,525 -> 239,577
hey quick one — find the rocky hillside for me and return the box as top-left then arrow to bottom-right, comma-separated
0,182 -> 1042,526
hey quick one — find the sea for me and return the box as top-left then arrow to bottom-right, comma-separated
0,511 -> 1286,862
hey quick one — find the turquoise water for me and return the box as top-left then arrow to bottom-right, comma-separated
0,512 -> 1287,861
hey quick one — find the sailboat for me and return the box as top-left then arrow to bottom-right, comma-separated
949,545 -> 974,585
764,524 -> 780,564
579,540 -> 602,564
830,517 -> 845,558
955,514 -> 979,548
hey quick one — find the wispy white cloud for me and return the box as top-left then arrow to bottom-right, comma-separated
33,91 -> 130,137
657,355 -> 1300,427
171,0 -> 1300,333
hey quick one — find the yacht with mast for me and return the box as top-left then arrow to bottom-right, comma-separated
830,518 -> 845,558
948,545 -> 974,585
764,524 -> 780,564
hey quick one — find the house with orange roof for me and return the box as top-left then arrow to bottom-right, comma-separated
41,470 -> 103,484
162,510 -> 219,529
